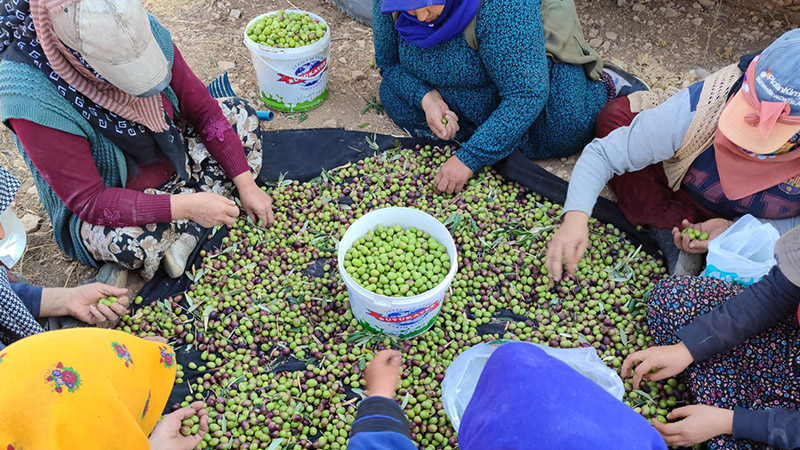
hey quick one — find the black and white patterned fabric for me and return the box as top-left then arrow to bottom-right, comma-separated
0,0 -> 191,182
0,165 -> 44,346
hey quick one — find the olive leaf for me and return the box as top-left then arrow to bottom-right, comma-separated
266,438 -> 284,450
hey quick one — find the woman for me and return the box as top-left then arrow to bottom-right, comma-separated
547,29 -> 800,279
0,165 -> 129,350
621,225 -> 800,449
372,0 -> 640,194
0,328 -> 208,449
0,0 -> 274,280
349,346 -> 667,449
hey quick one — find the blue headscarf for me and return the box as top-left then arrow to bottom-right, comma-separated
381,0 -> 482,49
458,342 -> 667,450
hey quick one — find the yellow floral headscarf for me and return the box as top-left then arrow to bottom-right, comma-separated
0,328 -> 176,449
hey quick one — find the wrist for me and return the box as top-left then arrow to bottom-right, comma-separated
717,408 -> 734,435
232,172 -> 257,193
564,211 -> 589,226
170,194 -> 194,221
39,287 -> 73,317
368,388 -> 397,399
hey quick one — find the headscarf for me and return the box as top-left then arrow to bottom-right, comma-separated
381,0 -> 482,49
0,166 -> 44,346
458,342 -> 667,450
0,0 -> 190,181
713,56 -> 800,200
0,328 -> 177,449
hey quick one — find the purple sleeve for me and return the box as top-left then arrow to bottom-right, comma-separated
9,119 -> 173,227
169,45 -> 251,179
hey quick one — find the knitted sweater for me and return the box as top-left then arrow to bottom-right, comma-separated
373,0 -> 607,171
0,16 -> 179,268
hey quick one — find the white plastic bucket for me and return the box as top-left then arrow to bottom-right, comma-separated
243,11 -> 330,112
338,207 -> 459,338
0,208 -> 26,268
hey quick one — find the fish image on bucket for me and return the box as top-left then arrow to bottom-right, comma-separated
244,10 -> 331,112
338,208 -> 459,338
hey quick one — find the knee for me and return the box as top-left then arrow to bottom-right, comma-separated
379,82 -> 424,126
646,276 -> 697,345
595,97 -> 635,138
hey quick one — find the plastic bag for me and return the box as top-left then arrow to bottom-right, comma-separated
441,340 -> 625,432
701,214 -> 779,286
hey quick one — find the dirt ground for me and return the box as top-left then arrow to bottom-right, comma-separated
1,0 -> 797,293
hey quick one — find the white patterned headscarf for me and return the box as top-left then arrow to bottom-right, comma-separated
0,166 -> 44,347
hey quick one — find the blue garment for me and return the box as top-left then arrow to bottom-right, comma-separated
348,396 -> 418,450
458,342 -> 667,450
383,0 -> 481,49
10,283 -> 42,318
372,0 -> 607,172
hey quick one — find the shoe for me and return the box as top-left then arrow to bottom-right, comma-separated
603,62 -> 650,98
673,251 -> 705,276
162,234 -> 198,279
94,262 -> 128,288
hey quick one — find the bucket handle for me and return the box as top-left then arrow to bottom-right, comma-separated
372,295 -> 393,308
252,51 -> 327,81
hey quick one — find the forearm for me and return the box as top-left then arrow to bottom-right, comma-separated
455,93 -> 543,172
38,287 -> 74,318
169,45 -> 250,179
10,118 -> 173,226
734,407 -> 800,448
676,265 -> 800,362
563,87 -> 694,214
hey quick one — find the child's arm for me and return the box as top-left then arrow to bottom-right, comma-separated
348,350 -> 417,450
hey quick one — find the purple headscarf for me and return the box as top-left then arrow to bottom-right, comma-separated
381,0 -> 482,49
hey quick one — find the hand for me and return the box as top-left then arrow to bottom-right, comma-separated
149,401 -> 209,450
434,155 -> 473,194
39,283 -> 130,327
621,343 -> 693,389
546,211 -> 590,281
421,90 -> 459,140
364,349 -> 402,399
653,405 -> 734,447
171,192 -> 239,228
235,178 -> 275,226
671,218 -> 733,254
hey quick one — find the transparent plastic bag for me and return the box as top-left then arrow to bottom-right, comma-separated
702,214 -> 779,286
441,340 -> 625,432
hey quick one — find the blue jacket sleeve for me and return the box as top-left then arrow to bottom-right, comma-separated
11,282 -> 43,318
348,396 -> 417,450
676,265 -> 800,363
454,0 -> 549,172
372,0 -> 433,109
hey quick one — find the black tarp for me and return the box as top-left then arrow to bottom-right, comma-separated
137,129 -> 660,410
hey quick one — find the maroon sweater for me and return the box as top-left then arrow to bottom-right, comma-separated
9,45 -> 251,227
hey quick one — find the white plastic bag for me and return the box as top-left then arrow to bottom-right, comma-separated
701,214 -> 779,286
441,340 -> 624,432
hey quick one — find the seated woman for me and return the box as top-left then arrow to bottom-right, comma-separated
0,165 -> 129,349
621,225 -> 800,450
0,327 -> 208,449
349,346 -> 667,449
372,0 -> 642,194
547,29 -> 800,278
0,0 -> 274,280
